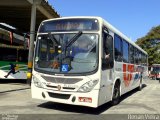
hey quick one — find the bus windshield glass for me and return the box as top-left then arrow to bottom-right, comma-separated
34,33 -> 98,74
153,66 -> 160,72
39,19 -> 99,32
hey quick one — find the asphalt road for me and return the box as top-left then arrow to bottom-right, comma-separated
0,79 -> 160,120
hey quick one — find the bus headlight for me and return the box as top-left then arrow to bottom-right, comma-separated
77,80 -> 98,92
32,76 -> 43,88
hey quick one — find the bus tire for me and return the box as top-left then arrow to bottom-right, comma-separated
111,81 -> 120,106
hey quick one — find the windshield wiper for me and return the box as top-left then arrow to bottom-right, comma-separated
48,32 -> 60,45
66,31 -> 82,48
64,31 -> 83,55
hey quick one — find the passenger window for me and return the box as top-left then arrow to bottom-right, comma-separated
114,34 -> 123,62
122,40 -> 129,63
129,45 -> 134,64
135,48 -> 139,64
138,51 -> 142,64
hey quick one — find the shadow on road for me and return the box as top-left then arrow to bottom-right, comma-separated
0,87 -> 30,94
38,84 -> 147,115
38,101 -> 113,115
0,79 -> 27,84
120,84 -> 147,102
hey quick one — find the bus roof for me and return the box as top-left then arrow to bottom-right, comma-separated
41,16 -> 147,55
101,18 -> 147,55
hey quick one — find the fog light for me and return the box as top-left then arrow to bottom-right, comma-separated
72,96 -> 76,102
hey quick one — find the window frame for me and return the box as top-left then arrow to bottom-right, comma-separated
114,34 -> 123,62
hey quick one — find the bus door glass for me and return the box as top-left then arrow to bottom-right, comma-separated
102,31 -> 114,70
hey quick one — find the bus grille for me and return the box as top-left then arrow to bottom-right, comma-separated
46,85 -> 75,90
41,76 -> 82,84
48,92 -> 71,99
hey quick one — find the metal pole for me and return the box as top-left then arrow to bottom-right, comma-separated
27,1 -> 36,85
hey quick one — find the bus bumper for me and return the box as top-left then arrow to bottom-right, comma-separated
31,83 -> 99,108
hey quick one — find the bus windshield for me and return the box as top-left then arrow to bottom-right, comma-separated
34,33 -> 99,74
153,66 -> 160,72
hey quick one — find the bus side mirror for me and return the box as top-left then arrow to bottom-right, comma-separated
107,35 -> 113,41
104,34 -> 113,49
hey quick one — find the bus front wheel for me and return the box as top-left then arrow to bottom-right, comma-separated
111,82 -> 120,106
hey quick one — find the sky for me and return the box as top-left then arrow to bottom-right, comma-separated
48,0 -> 160,42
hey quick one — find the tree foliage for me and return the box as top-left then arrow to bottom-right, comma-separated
136,25 -> 160,66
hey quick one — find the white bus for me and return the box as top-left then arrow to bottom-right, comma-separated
149,64 -> 160,80
31,16 -> 148,108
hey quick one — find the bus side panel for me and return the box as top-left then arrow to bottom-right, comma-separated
124,64 -> 140,92
98,69 -> 114,106
0,61 -> 27,79
114,62 -> 127,95
115,63 -> 145,94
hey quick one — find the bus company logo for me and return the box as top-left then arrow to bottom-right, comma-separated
57,85 -> 61,91
123,64 -> 134,87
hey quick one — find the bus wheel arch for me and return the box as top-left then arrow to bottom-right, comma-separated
111,79 -> 121,105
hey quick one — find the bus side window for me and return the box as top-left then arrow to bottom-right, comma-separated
114,34 -> 123,62
102,32 -> 114,70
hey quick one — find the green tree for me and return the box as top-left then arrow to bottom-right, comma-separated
136,25 -> 160,66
